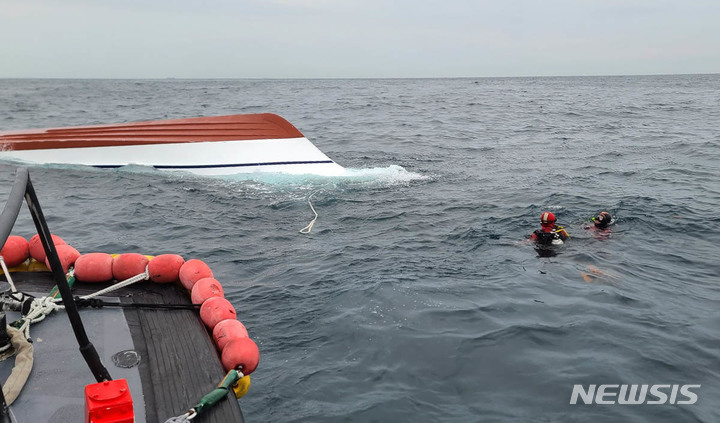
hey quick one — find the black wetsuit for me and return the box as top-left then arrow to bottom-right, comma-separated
533,229 -> 558,246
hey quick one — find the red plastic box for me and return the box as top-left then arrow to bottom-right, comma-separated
84,379 -> 134,423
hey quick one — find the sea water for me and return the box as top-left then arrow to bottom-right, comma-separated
1,76 -> 719,422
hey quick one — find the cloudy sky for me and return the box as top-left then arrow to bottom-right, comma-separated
1,0 -> 718,79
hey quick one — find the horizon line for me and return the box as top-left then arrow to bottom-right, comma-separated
1,72 -> 718,81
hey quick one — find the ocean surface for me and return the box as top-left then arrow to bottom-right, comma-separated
1,75 -> 719,422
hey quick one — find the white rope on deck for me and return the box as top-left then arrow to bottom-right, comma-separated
14,266 -> 150,340
16,296 -> 63,340
299,193 -> 318,234
79,266 -> 150,300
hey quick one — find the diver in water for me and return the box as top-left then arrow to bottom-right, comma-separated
530,212 -> 569,246
587,211 -> 614,239
591,211 -> 613,230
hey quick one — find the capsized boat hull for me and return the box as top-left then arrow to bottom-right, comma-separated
0,113 -> 345,176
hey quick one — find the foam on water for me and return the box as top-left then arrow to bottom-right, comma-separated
220,164 -> 426,186
9,162 -> 427,193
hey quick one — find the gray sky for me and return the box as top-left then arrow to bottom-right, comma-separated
1,0 -> 718,78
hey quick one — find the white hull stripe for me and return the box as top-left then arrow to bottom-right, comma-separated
94,160 -> 335,169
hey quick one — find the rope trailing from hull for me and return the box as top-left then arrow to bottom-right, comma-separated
299,193 -> 318,234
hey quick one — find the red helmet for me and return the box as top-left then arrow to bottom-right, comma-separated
540,212 -> 556,226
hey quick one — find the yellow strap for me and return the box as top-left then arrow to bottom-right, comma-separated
553,226 -> 569,239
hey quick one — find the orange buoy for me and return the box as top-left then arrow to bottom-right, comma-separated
179,259 -> 214,290
221,337 -> 260,374
212,319 -> 249,352
112,253 -> 150,281
148,254 -> 184,283
45,244 -> 80,274
199,297 -> 237,330
0,235 -> 30,267
29,234 -> 65,263
190,277 -> 224,305
74,253 -> 114,283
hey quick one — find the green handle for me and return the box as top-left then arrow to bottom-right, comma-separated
50,273 -> 75,299
194,370 -> 241,415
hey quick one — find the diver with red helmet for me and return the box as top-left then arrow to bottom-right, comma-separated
530,211 -> 569,246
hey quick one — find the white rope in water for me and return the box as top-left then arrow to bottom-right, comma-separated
299,194 -> 318,234
0,256 -> 18,293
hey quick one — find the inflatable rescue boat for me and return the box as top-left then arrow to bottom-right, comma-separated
0,168 -> 255,422
0,114 -> 345,176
